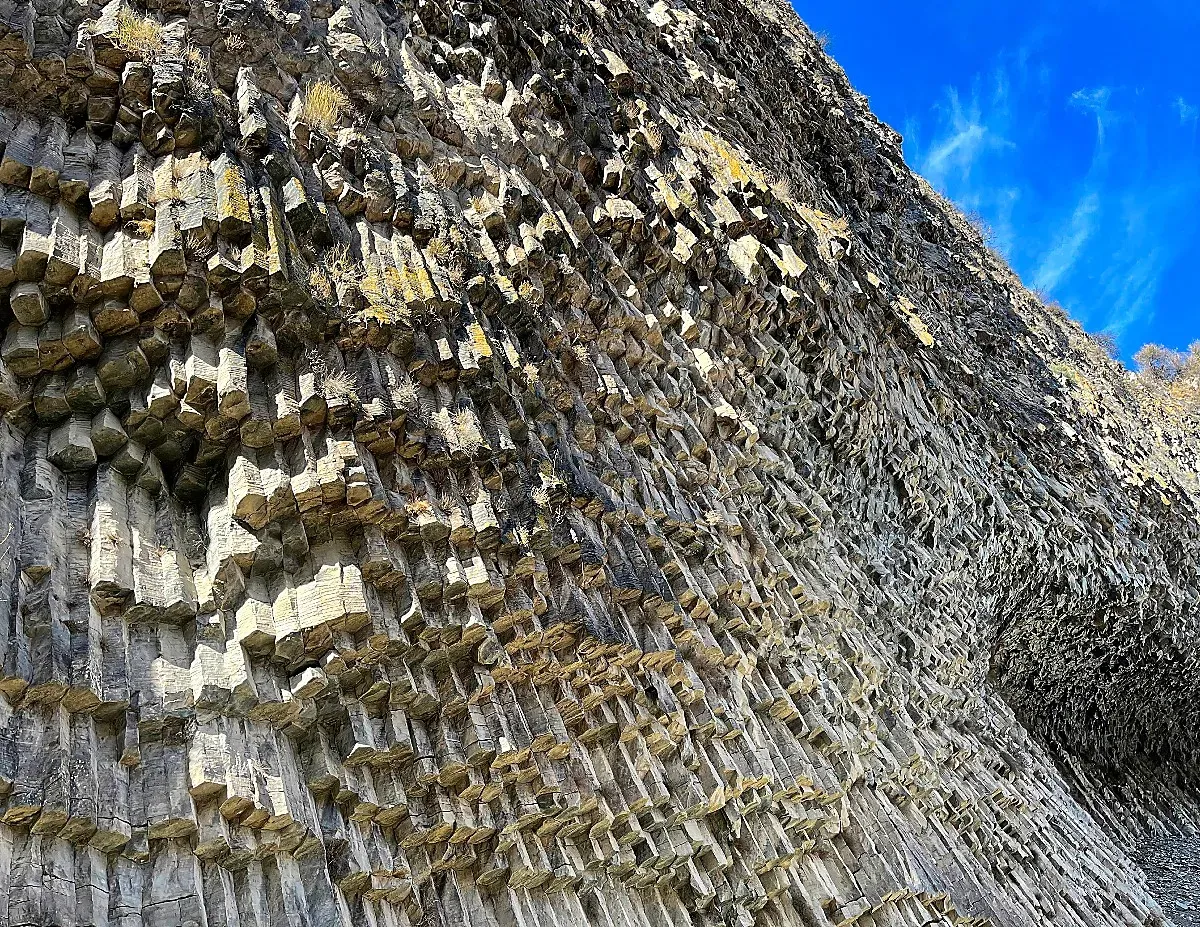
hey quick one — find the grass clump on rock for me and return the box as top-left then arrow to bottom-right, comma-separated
301,79 -> 350,134
115,7 -> 164,59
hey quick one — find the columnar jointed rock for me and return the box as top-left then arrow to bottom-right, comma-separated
0,0 -> 1194,925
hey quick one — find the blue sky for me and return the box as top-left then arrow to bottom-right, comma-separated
792,1 -> 1200,360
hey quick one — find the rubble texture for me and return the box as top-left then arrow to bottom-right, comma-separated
0,0 -> 1196,924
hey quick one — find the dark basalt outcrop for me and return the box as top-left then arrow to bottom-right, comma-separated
0,0 -> 1195,924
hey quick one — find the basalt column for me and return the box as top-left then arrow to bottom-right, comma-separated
0,0 -> 1195,926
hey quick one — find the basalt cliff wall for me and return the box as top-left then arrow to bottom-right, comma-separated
0,0 -> 1196,925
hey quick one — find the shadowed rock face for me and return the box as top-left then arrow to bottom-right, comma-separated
1140,837 -> 1200,927
0,0 -> 1196,924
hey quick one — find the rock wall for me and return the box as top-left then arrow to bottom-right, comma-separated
0,0 -> 1195,924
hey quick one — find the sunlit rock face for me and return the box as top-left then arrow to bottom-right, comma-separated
0,0 -> 1195,924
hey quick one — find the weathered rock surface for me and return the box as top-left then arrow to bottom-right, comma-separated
1140,837 -> 1200,926
0,0 -> 1196,924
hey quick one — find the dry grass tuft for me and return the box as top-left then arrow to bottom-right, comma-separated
573,24 -> 595,47
644,122 -> 665,155
429,161 -> 454,189
149,176 -> 181,206
681,128 -> 769,190
450,408 -> 485,454
126,218 -> 155,237
309,243 -> 359,304
359,262 -> 411,324
406,499 -> 433,518
115,7 -> 164,59
301,79 -> 350,134
183,46 -> 212,107
434,408 -> 486,456
321,371 -> 358,404
517,280 -> 544,309
183,230 -> 215,260
964,210 -> 998,250
768,172 -> 795,206
392,374 -> 420,410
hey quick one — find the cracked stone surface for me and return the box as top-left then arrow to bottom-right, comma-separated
0,0 -> 1197,924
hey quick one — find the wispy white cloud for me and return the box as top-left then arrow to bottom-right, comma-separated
1033,191 -> 1100,292
908,60 -> 1200,353
1177,96 -> 1199,128
1092,180 -> 1200,337
906,68 -> 1022,255
1070,87 -> 1111,111
1031,88 -> 1113,294
1048,91 -> 1200,339
1070,86 -> 1115,141
1098,250 -> 1165,337
918,77 -> 1016,189
1095,230 -> 1172,338
920,91 -> 1004,184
